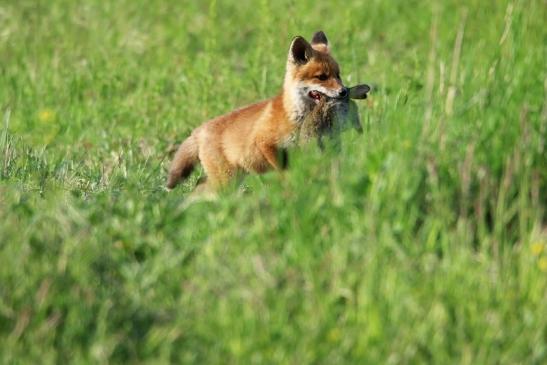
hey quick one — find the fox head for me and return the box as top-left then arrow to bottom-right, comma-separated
284,31 -> 347,121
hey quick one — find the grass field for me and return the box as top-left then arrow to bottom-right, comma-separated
1,0 -> 546,363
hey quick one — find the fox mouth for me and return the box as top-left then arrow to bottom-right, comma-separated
308,89 -> 348,104
308,90 -> 323,103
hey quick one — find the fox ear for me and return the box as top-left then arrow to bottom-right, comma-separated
311,31 -> 328,46
289,36 -> 313,65
311,30 -> 330,53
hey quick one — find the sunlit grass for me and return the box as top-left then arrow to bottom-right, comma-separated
0,0 -> 545,363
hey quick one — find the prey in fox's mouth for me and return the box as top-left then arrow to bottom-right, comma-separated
308,84 -> 370,104
300,83 -> 371,149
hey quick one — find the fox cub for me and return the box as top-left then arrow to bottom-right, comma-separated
167,31 -> 363,191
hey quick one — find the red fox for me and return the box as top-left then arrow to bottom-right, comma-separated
167,31 -> 347,191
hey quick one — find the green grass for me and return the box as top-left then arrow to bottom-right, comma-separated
1,0 -> 546,363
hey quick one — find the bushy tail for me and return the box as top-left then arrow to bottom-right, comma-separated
166,134 -> 199,189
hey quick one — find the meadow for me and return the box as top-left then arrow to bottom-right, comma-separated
0,0 -> 545,363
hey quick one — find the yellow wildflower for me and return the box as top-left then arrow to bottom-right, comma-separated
38,109 -> 55,123
531,242 -> 544,256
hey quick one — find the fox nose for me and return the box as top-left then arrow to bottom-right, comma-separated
338,87 -> 348,98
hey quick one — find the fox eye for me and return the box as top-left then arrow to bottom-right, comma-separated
316,74 -> 328,81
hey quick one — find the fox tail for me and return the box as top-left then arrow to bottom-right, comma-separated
166,134 -> 199,189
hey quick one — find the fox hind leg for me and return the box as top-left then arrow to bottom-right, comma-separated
199,144 -> 236,191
